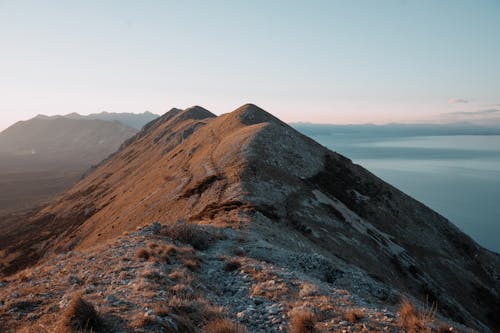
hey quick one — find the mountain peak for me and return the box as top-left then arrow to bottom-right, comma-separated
177,106 -> 216,121
33,114 -> 52,119
232,103 -> 286,126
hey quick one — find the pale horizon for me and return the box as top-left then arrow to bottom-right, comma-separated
1,1 -> 499,130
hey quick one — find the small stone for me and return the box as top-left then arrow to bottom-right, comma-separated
252,297 -> 264,305
107,294 -> 118,303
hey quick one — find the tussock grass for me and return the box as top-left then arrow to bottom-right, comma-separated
58,293 -> 102,332
159,221 -> 212,250
135,248 -> 150,260
398,299 -> 437,333
289,309 -> 317,333
344,308 -> 364,323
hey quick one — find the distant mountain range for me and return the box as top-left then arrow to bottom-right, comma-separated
0,115 -> 138,213
35,111 -> 160,130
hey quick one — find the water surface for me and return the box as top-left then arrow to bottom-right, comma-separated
299,130 -> 500,253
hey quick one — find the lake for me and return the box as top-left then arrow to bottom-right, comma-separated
296,128 -> 500,253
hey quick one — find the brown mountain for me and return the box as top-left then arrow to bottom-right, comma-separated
0,115 -> 136,213
0,104 -> 498,332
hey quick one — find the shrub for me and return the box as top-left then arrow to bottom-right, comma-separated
203,319 -> 248,333
289,309 -> 316,333
58,294 -> 102,332
159,221 -> 211,250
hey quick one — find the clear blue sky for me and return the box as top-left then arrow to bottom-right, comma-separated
1,0 -> 499,130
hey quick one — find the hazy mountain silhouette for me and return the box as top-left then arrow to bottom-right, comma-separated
0,116 -> 136,213
63,111 -> 159,129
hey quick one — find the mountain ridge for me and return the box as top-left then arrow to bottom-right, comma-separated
30,110 -> 160,129
1,104 -> 499,332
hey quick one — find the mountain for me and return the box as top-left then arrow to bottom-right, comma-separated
0,116 -> 137,213
0,104 -> 498,332
64,111 -> 160,129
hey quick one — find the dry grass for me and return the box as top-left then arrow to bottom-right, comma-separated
183,257 -> 201,270
299,283 -> 320,298
168,283 -> 196,300
147,241 -> 159,249
150,295 -> 225,332
203,319 -> 248,333
251,280 -> 289,300
168,268 -> 193,282
398,299 -> 436,333
223,259 -> 241,272
58,293 -> 102,332
129,315 -> 182,332
289,309 -> 317,333
344,308 -> 364,323
135,248 -> 150,260
159,221 -> 212,250
137,242 -> 199,270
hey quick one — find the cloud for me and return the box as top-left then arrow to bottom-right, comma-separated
448,98 -> 469,104
446,109 -> 500,116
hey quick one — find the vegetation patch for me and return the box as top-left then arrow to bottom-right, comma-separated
58,293 -> 103,332
203,318 -> 248,333
159,221 -> 212,250
289,308 -> 317,333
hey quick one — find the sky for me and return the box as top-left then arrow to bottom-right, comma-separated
1,0 -> 499,130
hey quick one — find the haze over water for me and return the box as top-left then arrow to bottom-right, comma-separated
296,125 -> 500,253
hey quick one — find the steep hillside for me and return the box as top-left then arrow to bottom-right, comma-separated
0,116 -> 136,213
1,104 -> 498,332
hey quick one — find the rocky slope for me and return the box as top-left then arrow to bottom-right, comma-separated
0,222 -> 474,333
1,104 -> 499,332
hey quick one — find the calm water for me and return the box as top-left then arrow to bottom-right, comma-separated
306,132 -> 500,253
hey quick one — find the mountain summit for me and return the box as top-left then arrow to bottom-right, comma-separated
1,105 -> 499,332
